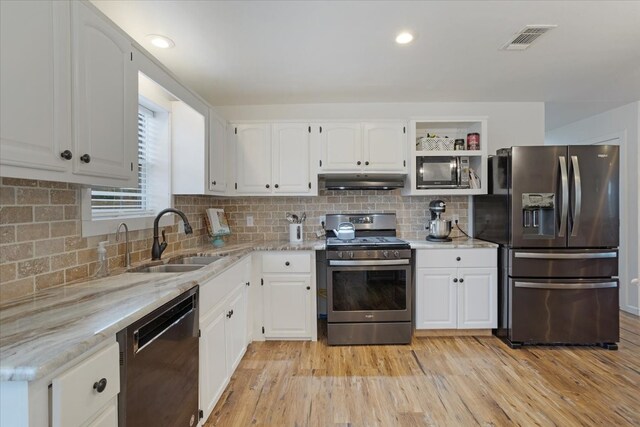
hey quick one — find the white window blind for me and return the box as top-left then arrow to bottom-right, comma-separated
90,105 -> 157,218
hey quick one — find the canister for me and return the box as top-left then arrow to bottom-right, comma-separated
454,139 -> 465,150
467,133 -> 480,150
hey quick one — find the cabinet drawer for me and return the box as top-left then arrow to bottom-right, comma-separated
416,248 -> 497,269
262,252 -> 311,273
52,341 -> 120,427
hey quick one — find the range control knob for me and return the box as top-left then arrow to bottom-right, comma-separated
382,250 -> 389,258
349,251 -> 354,259
393,250 -> 400,258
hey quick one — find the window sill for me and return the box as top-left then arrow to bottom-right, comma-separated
81,215 -> 173,238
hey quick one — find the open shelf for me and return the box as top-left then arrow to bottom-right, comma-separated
415,150 -> 483,157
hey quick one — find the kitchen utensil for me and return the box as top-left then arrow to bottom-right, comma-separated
286,213 -> 295,223
332,222 -> 355,240
291,214 -> 299,223
426,200 -> 453,242
300,212 -> 306,223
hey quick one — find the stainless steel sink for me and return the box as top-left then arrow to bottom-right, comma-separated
130,264 -> 205,273
170,255 -> 226,265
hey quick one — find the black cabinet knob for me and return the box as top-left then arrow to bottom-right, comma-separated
60,150 -> 72,160
453,278 -> 458,283
212,181 -> 216,185
357,161 -> 362,165
456,257 -> 461,261
80,153 -> 91,163
275,184 -> 279,189
285,261 -> 290,266
306,286 -> 311,290
459,278 -> 464,283
365,161 -> 370,166
266,184 -> 270,189
93,378 -> 107,393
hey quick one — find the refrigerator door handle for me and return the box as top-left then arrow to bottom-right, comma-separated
515,281 -> 617,290
514,251 -> 617,259
558,156 -> 569,237
570,155 -> 582,237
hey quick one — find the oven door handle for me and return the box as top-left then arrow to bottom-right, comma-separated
328,259 -> 410,266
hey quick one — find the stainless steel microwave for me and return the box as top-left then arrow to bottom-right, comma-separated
416,156 -> 470,189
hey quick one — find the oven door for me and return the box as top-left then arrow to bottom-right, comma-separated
327,260 -> 412,323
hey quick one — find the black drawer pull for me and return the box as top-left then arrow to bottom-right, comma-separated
285,261 -> 290,266
456,257 -> 461,261
357,161 -> 361,165
60,150 -> 72,160
306,286 -> 311,290
453,278 -> 458,283
93,378 -> 107,393
80,153 -> 91,163
459,278 -> 464,283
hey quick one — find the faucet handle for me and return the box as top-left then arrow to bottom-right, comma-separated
161,229 -> 167,243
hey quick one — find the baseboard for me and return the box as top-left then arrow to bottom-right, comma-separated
414,328 -> 492,337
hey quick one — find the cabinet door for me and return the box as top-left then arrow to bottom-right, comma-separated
226,284 -> 248,373
208,109 -> 227,193
272,123 -> 311,194
263,275 -> 312,338
85,399 -> 117,427
71,1 -> 136,183
415,268 -> 457,329
199,306 -> 228,422
363,122 -> 406,172
0,1 -> 72,174
457,267 -> 497,329
235,124 -> 272,194
319,123 -> 362,171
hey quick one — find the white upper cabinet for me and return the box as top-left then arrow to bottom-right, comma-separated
232,123 -> 316,196
319,123 -> 362,172
234,124 -> 272,194
71,1 -> 136,184
171,101 -> 206,194
272,123 -> 312,194
319,122 -> 406,173
0,0 -> 72,175
363,122 -> 407,172
208,109 -> 227,194
1,1 -> 138,187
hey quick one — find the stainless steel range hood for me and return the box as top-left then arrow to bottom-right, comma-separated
320,174 -> 406,190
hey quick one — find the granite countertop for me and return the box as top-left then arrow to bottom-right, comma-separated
407,238 -> 499,249
0,237 -> 495,382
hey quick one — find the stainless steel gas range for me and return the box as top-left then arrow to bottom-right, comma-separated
323,213 -> 413,345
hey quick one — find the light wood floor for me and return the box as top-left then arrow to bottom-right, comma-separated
205,312 -> 640,426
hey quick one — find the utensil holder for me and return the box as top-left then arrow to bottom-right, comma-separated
289,224 -> 303,243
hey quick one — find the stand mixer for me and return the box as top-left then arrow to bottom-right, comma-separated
426,200 -> 453,242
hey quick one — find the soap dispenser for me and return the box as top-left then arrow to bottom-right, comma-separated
95,241 -> 109,278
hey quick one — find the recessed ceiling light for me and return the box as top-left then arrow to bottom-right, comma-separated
395,32 -> 414,45
146,34 -> 175,49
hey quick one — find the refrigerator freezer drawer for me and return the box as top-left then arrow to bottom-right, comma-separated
509,248 -> 618,278
509,278 -> 619,345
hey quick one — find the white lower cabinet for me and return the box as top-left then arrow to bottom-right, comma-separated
199,257 -> 250,423
51,341 -> 120,427
415,248 -> 497,330
261,251 -> 317,340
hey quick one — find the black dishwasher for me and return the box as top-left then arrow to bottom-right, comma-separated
117,286 -> 199,427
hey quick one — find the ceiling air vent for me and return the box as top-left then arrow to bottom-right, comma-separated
501,25 -> 557,50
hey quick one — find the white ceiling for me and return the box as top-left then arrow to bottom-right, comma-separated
92,1 -> 640,129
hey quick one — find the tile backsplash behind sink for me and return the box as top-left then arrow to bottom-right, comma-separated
0,177 -> 469,302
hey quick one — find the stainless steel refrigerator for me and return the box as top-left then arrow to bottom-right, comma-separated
473,145 -> 619,349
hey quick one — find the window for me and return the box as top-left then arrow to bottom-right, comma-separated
81,93 -> 171,237
90,105 -> 156,219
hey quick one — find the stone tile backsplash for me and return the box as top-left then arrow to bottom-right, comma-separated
0,177 -> 469,302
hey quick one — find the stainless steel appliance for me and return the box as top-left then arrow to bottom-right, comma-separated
416,156 -> 470,189
324,213 -> 413,345
426,200 -> 453,242
473,145 -> 620,349
117,287 -> 200,426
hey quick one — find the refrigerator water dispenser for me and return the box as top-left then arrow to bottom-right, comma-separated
522,193 -> 555,238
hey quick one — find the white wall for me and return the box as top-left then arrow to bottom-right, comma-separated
546,101 -> 640,315
217,102 -> 545,155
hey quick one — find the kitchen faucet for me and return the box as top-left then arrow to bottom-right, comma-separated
151,208 -> 193,260
116,222 -> 131,267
